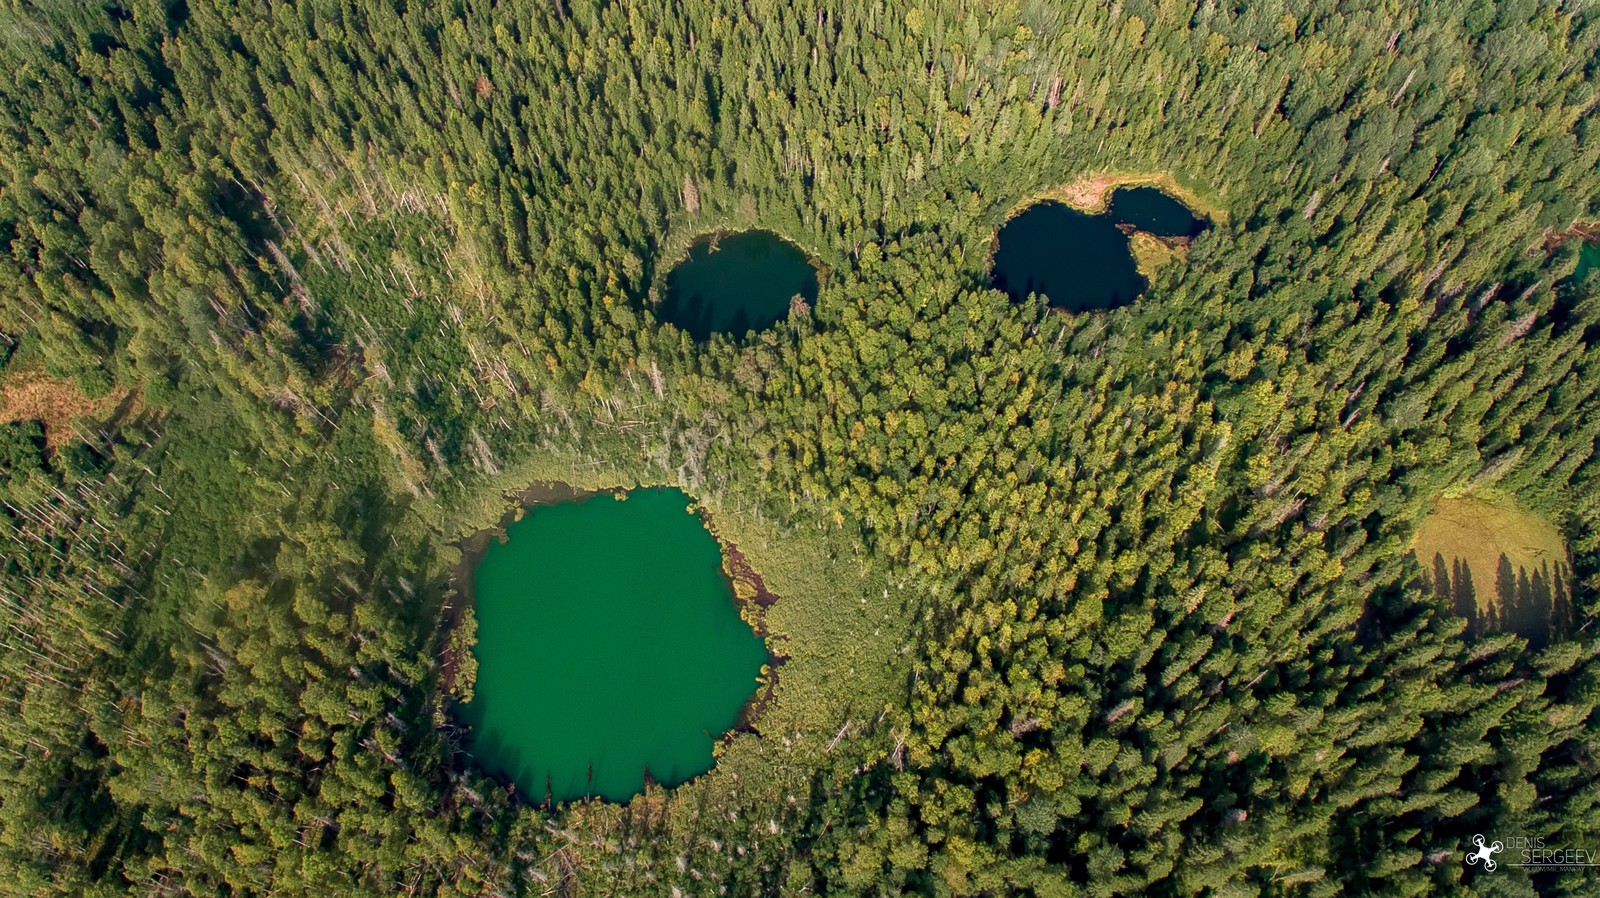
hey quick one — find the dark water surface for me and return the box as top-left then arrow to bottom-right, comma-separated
460,488 -> 767,803
990,201 -> 1148,312
1108,186 -> 1209,238
991,187 -> 1209,312
661,231 -> 819,340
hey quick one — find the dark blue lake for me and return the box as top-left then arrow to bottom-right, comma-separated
660,231 -> 818,341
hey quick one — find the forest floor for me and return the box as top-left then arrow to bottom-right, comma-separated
1413,495 -> 1570,623
0,370 -> 132,447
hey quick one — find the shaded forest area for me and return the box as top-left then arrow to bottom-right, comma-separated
1,1 -> 1599,896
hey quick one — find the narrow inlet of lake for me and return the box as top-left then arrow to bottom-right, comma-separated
1108,186 -> 1209,238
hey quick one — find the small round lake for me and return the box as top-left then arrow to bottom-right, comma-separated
459,487 -> 768,803
991,201 -> 1148,313
660,230 -> 819,341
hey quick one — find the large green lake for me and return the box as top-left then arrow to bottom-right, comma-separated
660,230 -> 818,340
458,488 -> 768,803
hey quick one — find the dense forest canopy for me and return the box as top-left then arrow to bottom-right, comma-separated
1,0 -> 1599,895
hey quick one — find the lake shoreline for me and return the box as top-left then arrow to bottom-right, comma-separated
438,480 -> 601,700
1030,171 -> 1227,221
691,503 -> 789,739
656,226 -> 827,287
656,229 -> 822,341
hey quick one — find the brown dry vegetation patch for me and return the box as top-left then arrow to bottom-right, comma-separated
1543,219 -> 1599,250
693,504 -> 786,736
1032,171 -> 1228,221
0,373 -> 132,447
1413,496 -> 1575,640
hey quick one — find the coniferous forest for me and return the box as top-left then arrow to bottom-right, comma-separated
3,1 -> 1600,895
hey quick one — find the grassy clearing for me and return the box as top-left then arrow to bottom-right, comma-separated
1128,231 -> 1179,279
1412,495 -> 1572,638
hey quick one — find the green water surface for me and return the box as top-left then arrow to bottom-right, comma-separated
459,488 -> 768,803
660,230 -> 819,341
1576,241 -> 1599,283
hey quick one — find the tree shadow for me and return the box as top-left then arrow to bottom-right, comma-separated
1422,551 -> 1575,648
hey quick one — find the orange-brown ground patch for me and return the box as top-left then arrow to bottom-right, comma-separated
0,373 -> 131,447
1054,173 -> 1131,212
1033,171 -> 1227,221
1543,220 -> 1599,250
